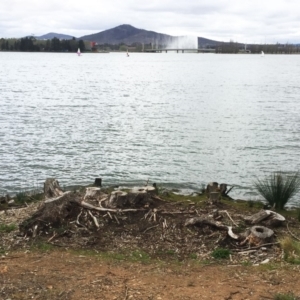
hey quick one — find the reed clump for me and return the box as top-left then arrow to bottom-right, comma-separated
253,171 -> 300,210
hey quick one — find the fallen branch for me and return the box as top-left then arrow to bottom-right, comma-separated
88,211 -> 99,228
143,224 -> 159,233
80,200 -> 142,212
44,191 -> 71,204
47,232 -> 57,242
286,222 -> 300,242
232,242 -> 280,252
219,210 -> 238,227
185,216 -> 239,239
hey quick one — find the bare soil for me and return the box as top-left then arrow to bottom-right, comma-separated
1,189 -> 300,299
1,251 -> 300,299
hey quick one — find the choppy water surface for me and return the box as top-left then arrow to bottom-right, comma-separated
1,52 -> 300,203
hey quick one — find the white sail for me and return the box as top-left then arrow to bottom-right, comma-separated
261,51 -> 264,57
77,48 -> 81,56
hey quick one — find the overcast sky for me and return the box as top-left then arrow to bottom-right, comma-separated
1,0 -> 300,44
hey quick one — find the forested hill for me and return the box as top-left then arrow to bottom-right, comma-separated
79,24 -> 226,47
79,24 -> 176,45
36,33 -> 75,40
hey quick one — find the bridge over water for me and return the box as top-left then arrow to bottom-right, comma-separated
145,48 -> 215,53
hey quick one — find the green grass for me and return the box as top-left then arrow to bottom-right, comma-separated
0,224 -> 17,233
280,237 -> 300,264
274,292 -> 299,300
189,253 -> 198,259
15,190 -> 44,205
211,248 -> 231,259
31,241 -> 55,252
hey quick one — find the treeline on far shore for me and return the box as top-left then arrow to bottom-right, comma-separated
1,36 -> 300,54
0,36 -> 86,52
215,41 -> 300,54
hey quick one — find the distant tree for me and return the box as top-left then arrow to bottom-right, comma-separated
119,45 -> 127,51
51,37 -> 61,51
78,40 -> 85,52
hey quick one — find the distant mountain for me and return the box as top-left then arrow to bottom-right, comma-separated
79,24 -> 175,45
36,32 -> 76,40
36,25 -> 223,47
78,24 -> 222,47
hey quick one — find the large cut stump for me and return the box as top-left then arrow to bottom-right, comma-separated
106,186 -> 156,208
107,191 -> 128,208
84,187 -> 102,200
240,225 -> 274,246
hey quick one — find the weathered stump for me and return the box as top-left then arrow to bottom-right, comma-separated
209,192 -> 220,204
206,182 -> 219,194
94,178 -> 102,187
244,210 -> 270,225
105,186 -> 156,208
84,187 -> 102,200
244,210 -> 285,227
44,178 -> 64,199
107,191 -> 128,208
240,225 -> 274,246
219,183 -> 227,196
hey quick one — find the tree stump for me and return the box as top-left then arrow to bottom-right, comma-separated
209,192 -> 220,204
244,210 -> 270,225
107,191 -> 128,208
84,187 -> 102,200
264,210 -> 286,227
44,178 -> 64,199
94,178 -> 102,187
244,210 -> 285,227
219,183 -> 227,196
206,182 -> 219,194
240,225 -> 274,246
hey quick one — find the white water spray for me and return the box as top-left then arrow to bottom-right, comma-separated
164,36 -> 198,49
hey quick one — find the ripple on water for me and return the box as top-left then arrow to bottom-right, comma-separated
0,53 -> 300,205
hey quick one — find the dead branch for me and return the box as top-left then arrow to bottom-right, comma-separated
185,216 -> 239,239
232,242 -> 280,252
88,211 -> 99,228
219,210 -> 238,227
286,222 -> 300,242
143,224 -> 159,233
80,200 -> 142,212
44,191 -> 71,204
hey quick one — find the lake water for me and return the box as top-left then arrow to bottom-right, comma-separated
1,52 -> 300,204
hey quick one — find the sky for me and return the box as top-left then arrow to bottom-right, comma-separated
1,0 -> 300,44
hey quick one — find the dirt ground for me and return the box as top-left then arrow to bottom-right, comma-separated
1,250 -> 300,300
1,187 -> 300,299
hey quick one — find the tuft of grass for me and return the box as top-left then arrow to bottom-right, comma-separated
130,250 -> 150,263
253,171 -> 300,210
274,292 -> 299,300
32,241 -> 55,252
0,224 -> 17,233
189,253 -> 198,260
15,189 -> 44,205
280,237 -> 300,264
211,248 -> 231,259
